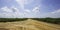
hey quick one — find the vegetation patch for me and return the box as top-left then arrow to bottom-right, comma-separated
31,18 -> 60,24
0,18 -> 60,24
0,18 -> 28,22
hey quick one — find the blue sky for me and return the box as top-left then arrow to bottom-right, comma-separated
0,0 -> 60,18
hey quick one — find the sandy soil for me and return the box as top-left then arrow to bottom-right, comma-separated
0,19 -> 60,30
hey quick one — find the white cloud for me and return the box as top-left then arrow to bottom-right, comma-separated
42,9 -> 60,18
1,6 -> 13,12
22,6 -> 40,18
10,7 -> 26,18
0,6 -> 33,18
0,6 -> 25,18
24,9 -> 31,13
11,6 -> 19,12
50,9 -> 60,18
16,0 -> 34,4
32,6 -> 40,13
15,0 -> 34,9
16,0 -> 25,9
15,0 -> 40,18
51,9 -> 60,14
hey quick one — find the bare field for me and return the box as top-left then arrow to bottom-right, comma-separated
0,19 -> 60,30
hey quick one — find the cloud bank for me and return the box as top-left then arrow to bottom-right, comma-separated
0,0 -> 60,18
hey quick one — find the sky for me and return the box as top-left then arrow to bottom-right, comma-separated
0,0 -> 60,18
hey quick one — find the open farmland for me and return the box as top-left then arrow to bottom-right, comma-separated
0,19 -> 60,30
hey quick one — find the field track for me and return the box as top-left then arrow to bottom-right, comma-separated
0,19 -> 60,30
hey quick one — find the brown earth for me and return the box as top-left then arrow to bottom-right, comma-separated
0,19 -> 60,30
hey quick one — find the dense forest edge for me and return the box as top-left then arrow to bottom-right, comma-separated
0,18 -> 60,24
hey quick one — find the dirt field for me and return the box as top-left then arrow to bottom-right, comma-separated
0,19 -> 60,30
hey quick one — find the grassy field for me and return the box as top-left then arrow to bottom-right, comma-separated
0,19 -> 60,30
